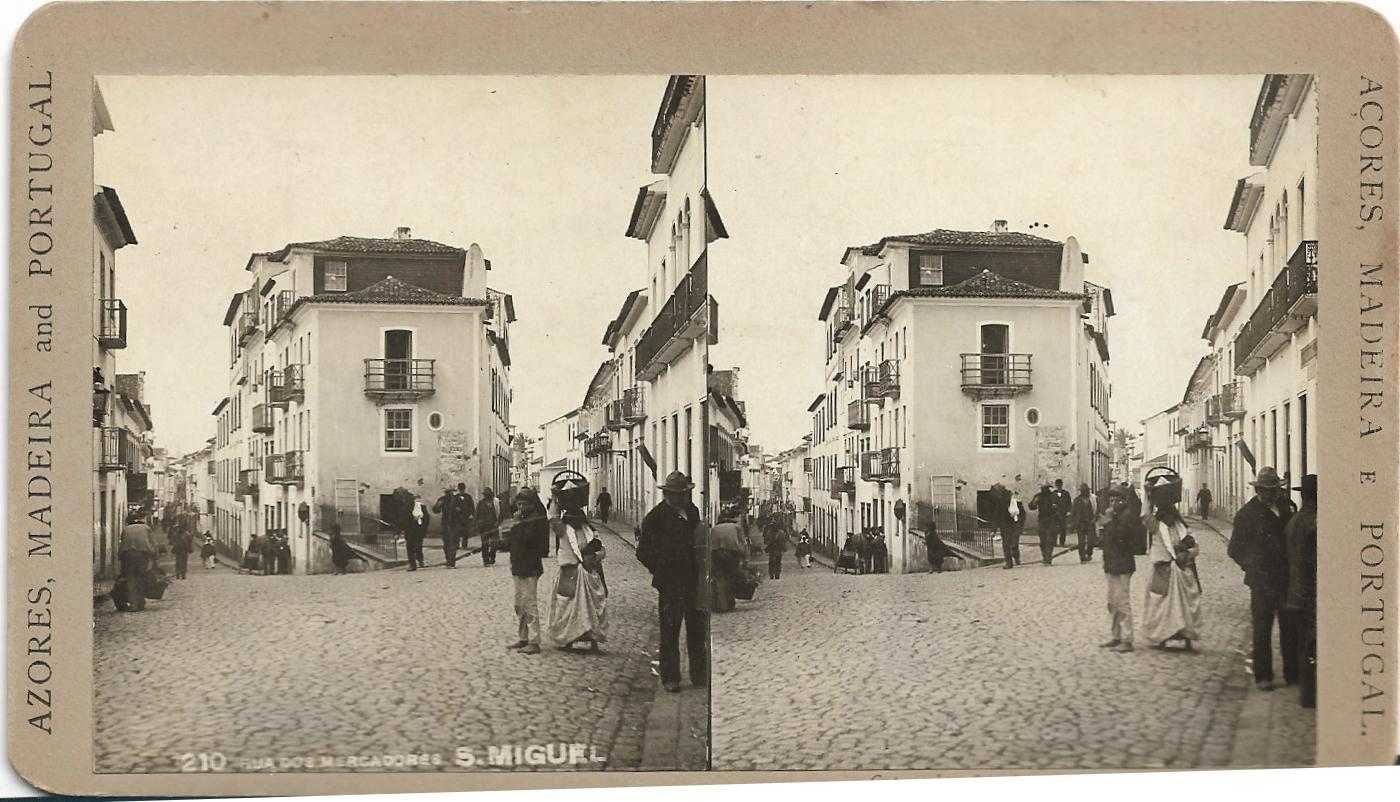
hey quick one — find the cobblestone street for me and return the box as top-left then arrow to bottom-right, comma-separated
712,519 -> 1314,771
94,524 -> 706,774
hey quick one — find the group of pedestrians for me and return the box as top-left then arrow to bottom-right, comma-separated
387,484 -> 513,572
242,530 -> 294,575
837,528 -> 890,574
987,477 -> 1115,569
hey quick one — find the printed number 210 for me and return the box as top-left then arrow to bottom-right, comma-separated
176,752 -> 227,772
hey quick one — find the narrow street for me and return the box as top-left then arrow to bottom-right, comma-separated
93,523 -> 706,773
711,519 -> 1314,771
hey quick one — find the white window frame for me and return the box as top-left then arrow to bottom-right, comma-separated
916,252 -> 945,287
979,400 -> 1014,451
383,406 -> 416,455
324,260 -> 348,292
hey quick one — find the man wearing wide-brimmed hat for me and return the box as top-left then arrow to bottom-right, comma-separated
638,471 -> 708,693
1228,466 -> 1300,691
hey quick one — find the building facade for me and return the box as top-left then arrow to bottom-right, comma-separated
213,230 -> 514,573
810,224 -> 1115,573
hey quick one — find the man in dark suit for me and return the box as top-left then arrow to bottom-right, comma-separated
1228,466 -> 1299,691
638,471 -> 707,693
1052,479 -> 1073,547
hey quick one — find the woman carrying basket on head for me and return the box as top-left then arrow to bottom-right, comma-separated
545,471 -> 609,653
1141,467 -> 1203,652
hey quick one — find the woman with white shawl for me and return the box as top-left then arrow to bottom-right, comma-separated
546,508 -> 609,652
1141,477 -> 1203,651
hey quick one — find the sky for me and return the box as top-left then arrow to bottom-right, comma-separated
706,74 -> 1263,453
96,75 -> 667,456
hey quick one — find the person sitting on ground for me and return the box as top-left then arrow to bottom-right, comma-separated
328,524 -> 359,575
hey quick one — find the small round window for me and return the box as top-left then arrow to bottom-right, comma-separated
1025,408 -> 1041,426
428,412 -> 444,430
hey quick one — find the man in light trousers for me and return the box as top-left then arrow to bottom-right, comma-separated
1097,488 -> 1138,652
506,489 -> 550,655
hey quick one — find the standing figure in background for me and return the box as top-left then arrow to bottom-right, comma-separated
1072,484 -> 1097,563
1052,479 -> 1073,547
170,523 -> 192,580
795,530 -> 812,569
404,493 -> 430,571
638,471 -> 708,693
200,534 -> 217,570
1096,487 -> 1138,652
596,487 -> 613,524
1228,466 -> 1299,691
118,511 -> 155,612
477,488 -> 500,567
1029,484 -> 1059,565
764,523 -> 789,580
1196,484 -> 1213,521
507,488 -> 551,655
1142,472 -> 1202,651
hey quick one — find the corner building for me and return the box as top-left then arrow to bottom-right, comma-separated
809,225 -> 1115,573
213,231 -> 514,573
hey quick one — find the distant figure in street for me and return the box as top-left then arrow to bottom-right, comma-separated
1072,484 -> 1097,563
200,534 -> 217,570
710,511 -> 747,612
276,533 -> 293,574
1029,484 -> 1059,565
795,530 -> 813,569
855,529 -> 872,575
872,530 -> 889,573
989,481 -> 1016,569
1052,479 -> 1073,547
925,526 -> 952,573
405,494 -> 430,571
328,523 -> 358,575
596,487 -> 613,524
764,524 -> 789,580
638,471 -> 708,692
1285,474 -> 1318,709
506,488 -> 551,655
1096,486 -> 1138,652
1196,484 -> 1213,521
1142,472 -> 1202,651
1123,482 -> 1143,519
1228,466 -> 1299,691
118,511 -> 155,612
170,524 -> 193,579
260,531 -> 278,576
433,483 -> 472,568
242,533 -> 263,574
477,487 -> 500,567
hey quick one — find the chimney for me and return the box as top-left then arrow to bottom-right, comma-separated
992,219 -> 1008,233
393,226 -> 412,240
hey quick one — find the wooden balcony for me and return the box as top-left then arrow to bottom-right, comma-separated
99,427 -> 134,472
237,468 -> 260,498
622,386 -> 646,423
860,448 -> 900,483
960,353 -> 1033,398
635,254 -> 709,380
284,450 -> 305,484
251,403 -> 275,434
98,299 -> 127,349
263,453 -> 287,484
829,466 -> 856,498
831,304 -> 854,340
584,432 -> 612,458
264,290 -> 295,338
847,398 -> 870,430
865,359 -> 900,400
1205,382 -> 1245,424
364,358 -> 435,403
267,364 -> 304,407
237,311 -> 259,345
1235,240 -> 1318,375
1184,430 -> 1213,452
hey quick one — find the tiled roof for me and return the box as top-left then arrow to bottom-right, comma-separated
882,229 -> 1061,249
262,235 -> 463,262
305,275 -> 485,306
899,269 -> 1085,301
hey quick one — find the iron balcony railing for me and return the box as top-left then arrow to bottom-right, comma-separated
622,386 -> 646,422
864,359 -> 900,400
1234,240 -> 1318,374
268,364 -> 305,406
829,466 -> 856,498
237,468 -> 260,498
847,398 -> 870,430
237,311 -> 259,345
364,358 -> 435,400
605,400 -> 626,430
251,403 -> 275,434
860,448 -> 901,482
863,284 -> 892,327
98,299 -> 127,349
584,432 -> 611,458
265,290 -> 295,337
99,427 -> 133,472
263,453 -> 287,484
1184,430 -> 1213,452
880,447 -> 900,481
831,304 -> 854,340
284,450 -> 305,484
960,353 -> 1033,395
635,254 -> 709,380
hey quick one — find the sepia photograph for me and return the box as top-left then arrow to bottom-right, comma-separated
88,74 -> 716,773
705,74 -> 1319,771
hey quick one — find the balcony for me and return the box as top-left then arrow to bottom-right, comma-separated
635,254 -> 709,381
1235,240 -> 1318,375
960,353 -> 1033,398
364,358 -> 435,403
99,427 -> 133,472
98,299 -> 127,349
863,284 -> 892,328
267,364 -> 304,406
829,466 -> 856,498
803,457 -> 813,473
865,359 -> 900,400
237,311 -> 259,345
237,468 -> 260,498
264,290 -> 296,337
584,432 -> 611,458
1184,429 -> 1213,452
263,453 -> 287,484
847,399 -> 870,430
284,450 -> 305,484
251,403 -> 275,434
1205,382 -> 1245,424
622,386 -> 646,423
832,304 -> 854,340
860,448 -> 901,483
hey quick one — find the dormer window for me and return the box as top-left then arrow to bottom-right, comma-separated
914,252 -> 944,287
324,260 -> 348,292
